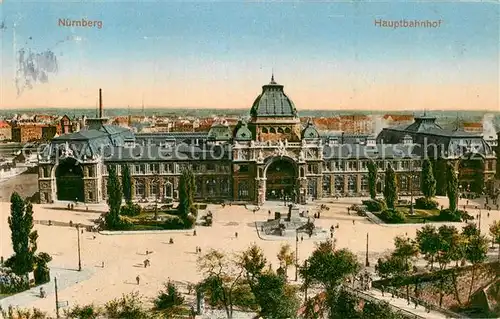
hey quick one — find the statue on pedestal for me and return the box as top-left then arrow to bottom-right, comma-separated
299,149 -> 305,162
258,149 -> 264,162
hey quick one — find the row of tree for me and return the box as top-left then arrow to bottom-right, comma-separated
105,165 -> 196,229
376,222 -> 498,308
368,158 -> 461,214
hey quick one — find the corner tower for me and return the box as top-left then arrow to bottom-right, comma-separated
248,76 -> 301,142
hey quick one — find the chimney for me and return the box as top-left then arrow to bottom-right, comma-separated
99,88 -> 103,118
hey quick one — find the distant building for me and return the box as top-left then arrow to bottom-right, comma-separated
12,124 -> 44,143
0,121 -> 12,141
462,122 -> 483,133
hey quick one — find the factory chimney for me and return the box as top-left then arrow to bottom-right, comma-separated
99,88 -> 103,118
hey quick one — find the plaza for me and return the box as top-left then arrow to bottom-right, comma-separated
1,195 -> 498,317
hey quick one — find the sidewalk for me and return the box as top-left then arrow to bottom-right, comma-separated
0,267 -> 93,310
363,288 -> 449,319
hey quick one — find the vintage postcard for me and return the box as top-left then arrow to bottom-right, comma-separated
0,1 -> 499,318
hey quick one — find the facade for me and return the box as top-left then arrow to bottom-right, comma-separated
38,78 -> 496,204
0,121 -> 12,141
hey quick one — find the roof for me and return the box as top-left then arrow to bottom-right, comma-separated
103,144 -> 231,162
323,143 -> 425,159
250,76 -> 298,118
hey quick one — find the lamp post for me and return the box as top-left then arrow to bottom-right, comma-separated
76,224 -> 81,271
365,233 -> 370,267
295,231 -> 299,281
54,277 -> 60,318
409,161 -> 414,215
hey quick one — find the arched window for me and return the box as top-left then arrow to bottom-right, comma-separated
207,178 -> 217,196
164,182 -> 173,198
322,175 -> 331,194
400,175 -> 408,191
135,181 -> 145,199
348,176 -> 356,193
361,176 -> 369,191
335,176 -> 343,193
270,127 -> 276,133
285,127 -> 291,134
278,127 -> 284,133
262,127 -> 268,133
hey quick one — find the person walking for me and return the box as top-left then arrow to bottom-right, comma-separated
136,275 -> 140,285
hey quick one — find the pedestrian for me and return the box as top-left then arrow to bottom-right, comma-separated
102,261 -> 105,268
40,287 -> 45,298
93,235 -> 96,240
347,207 -> 350,215
144,260 -> 148,268
301,235 -> 303,242
352,220 -> 355,225
381,285 -> 385,296
268,210 -> 271,216
136,275 -> 140,285
235,232 -> 238,238
193,229 -> 197,236
81,229 -> 84,234
467,200 -> 469,206
198,247 -> 202,254
487,212 -> 490,218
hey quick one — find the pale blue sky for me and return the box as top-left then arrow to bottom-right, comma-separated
0,1 -> 498,110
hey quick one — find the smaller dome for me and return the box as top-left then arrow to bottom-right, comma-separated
301,120 -> 319,139
234,122 -> 252,141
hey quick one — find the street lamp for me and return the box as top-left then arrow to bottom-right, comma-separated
295,231 -> 299,281
365,233 -> 370,267
76,224 -> 82,271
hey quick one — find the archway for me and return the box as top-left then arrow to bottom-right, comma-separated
55,157 -> 84,201
264,157 -> 297,201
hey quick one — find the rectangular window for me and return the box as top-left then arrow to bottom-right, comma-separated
88,192 -> 93,201
207,163 -> 216,171
88,166 -> 95,177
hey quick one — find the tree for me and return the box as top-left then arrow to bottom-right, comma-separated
300,241 -> 361,319
489,220 -> 500,261
277,243 -> 295,279
446,163 -> 458,212
238,244 -> 299,318
106,165 -> 122,229
416,225 -> 440,269
420,158 -> 436,198
178,168 -> 196,218
7,193 -> 37,276
103,292 -> 149,319
367,160 -> 378,199
383,164 -> 398,209
121,164 -> 132,205
435,225 -> 459,270
238,244 -> 267,289
392,236 -> 418,302
153,281 -> 185,317
197,249 -> 244,319
464,234 -> 488,302
253,272 -> 300,319
434,158 -> 447,196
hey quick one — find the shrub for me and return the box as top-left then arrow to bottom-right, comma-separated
64,304 -> 102,319
120,203 -> 141,217
436,209 -> 461,222
362,199 -> 387,212
0,269 -> 29,294
415,197 -> 438,210
379,209 -> 406,224
163,216 -> 185,229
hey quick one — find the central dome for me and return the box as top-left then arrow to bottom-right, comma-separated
250,76 -> 298,118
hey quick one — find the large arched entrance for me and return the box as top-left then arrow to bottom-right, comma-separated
55,158 -> 84,201
264,157 -> 297,201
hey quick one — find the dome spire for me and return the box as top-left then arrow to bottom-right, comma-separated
270,69 -> 276,84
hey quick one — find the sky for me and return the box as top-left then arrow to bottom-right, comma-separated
0,1 -> 498,111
